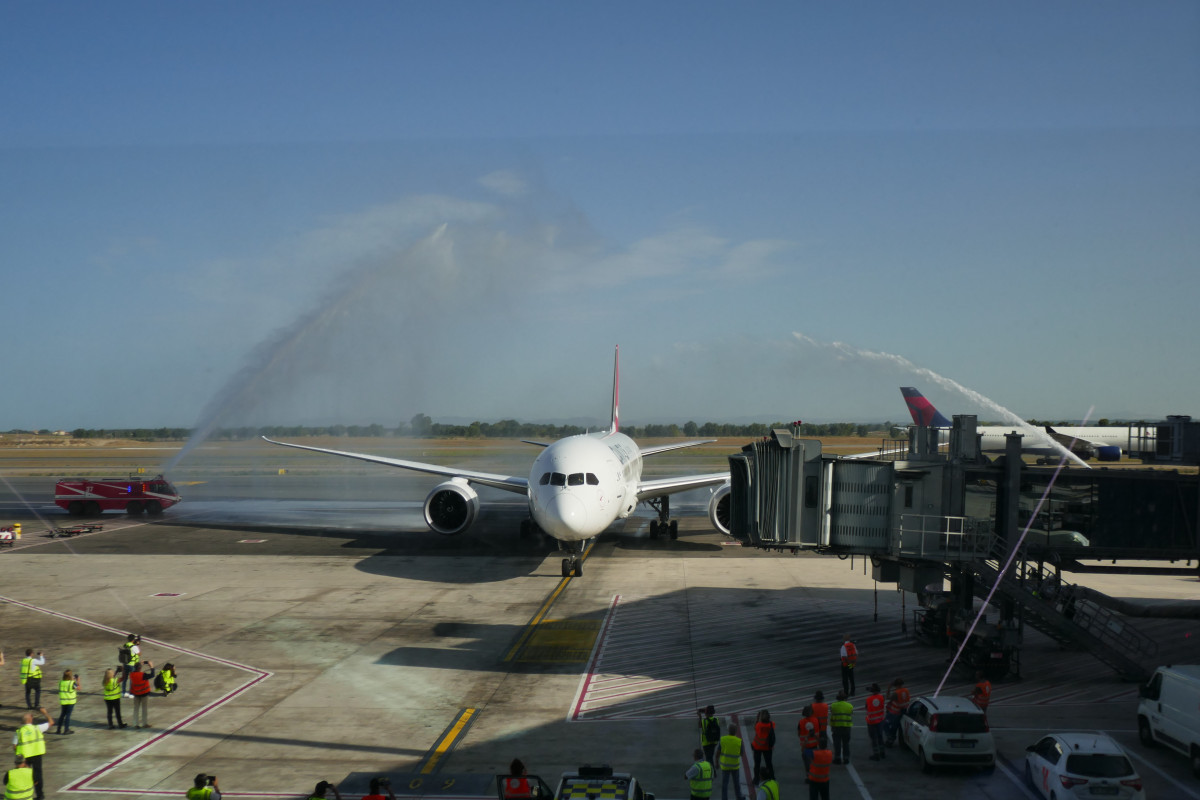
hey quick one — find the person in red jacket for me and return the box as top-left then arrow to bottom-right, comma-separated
128,660 -> 156,729
864,683 -> 886,761
796,704 -> 819,772
811,691 -> 829,748
750,709 -> 775,785
839,634 -> 858,697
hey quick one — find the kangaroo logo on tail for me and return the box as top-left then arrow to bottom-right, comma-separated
901,387 -> 953,427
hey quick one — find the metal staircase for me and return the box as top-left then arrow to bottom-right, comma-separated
971,544 -> 1157,682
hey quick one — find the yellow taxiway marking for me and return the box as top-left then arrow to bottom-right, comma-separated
502,542 -> 594,662
420,707 -> 477,775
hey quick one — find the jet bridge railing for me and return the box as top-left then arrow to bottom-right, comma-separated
892,514 -> 993,561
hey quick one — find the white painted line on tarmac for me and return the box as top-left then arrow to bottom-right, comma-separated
844,763 -> 874,800
1125,747 -> 1200,800
0,594 -> 274,797
994,754 -> 1040,800
569,593 -> 620,721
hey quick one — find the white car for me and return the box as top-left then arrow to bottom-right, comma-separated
899,695 -> 995,772
1024,733 -> 1144,800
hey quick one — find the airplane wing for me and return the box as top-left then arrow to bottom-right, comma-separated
636,472 -> 729,501
639,439 -> 717,457
261,437 -> 529,495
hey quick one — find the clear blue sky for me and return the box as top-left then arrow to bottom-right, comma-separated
3,1 -> 1197,430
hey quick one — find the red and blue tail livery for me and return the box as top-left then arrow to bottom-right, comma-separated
901,387 -> 953,428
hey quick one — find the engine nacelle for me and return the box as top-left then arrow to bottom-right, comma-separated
1096,445 -> 1121,461
423,479 -> 480,535
708,482 -> 732,536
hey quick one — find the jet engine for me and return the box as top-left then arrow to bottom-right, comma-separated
708,482 -> 732,536
1096,445 -> 1121,461
423,479 -> 479,535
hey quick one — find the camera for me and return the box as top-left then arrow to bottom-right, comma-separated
379,777 -> 391,787
206,776 -> 216,785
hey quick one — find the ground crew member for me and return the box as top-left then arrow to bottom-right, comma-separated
811,691 -> 829,748
754,767 -> 777,800
55,670 -> 79,735
839,634 -> 857,696
503,758 -> 533,799
685,747 -> 713,800
19,651 -> 44,710
186,773 -> 221,799
883,678 -> 910,746
307,779 -> 341,799
972,670 -> 992,720
805,747 -> 832,800
698,705 -> 721,766
12,708 -> 52,800
797,704 -> 819,772
718,723 -> 744,800
129,660 -> 156,728
5,755 -> 35,800
120,634 -> 140,697
102,669 -> 127,729
864,683 -> 886,760
750,709 -> 774,785
829,691 -> 854,765
159,663 -> 178,695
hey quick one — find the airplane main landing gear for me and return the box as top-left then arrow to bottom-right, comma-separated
646,497 -> 678,540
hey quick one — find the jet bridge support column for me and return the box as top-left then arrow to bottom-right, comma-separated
996,433 -> 1025,631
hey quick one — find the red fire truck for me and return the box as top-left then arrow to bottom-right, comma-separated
55,475 -> 182,517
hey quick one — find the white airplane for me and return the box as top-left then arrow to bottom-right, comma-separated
263,347 -> 732,577
901,387 -> 1132,463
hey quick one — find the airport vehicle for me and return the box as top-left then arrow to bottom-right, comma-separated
899,695 -> 995,772
55,475 -> 182,516
1137,664 -> 1200,777
48,523 -> 104,538
264,347 -> 732,577
1024,732 -> 1144,800
494,765 -> 653,800
902,387 -> 1131,462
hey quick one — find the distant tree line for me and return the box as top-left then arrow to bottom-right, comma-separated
56,416 -> 901,442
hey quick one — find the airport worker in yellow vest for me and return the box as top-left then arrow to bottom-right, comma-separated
718,724 -> 744,800
685,747 -> 713,800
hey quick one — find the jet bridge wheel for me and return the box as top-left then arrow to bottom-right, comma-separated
669,520 -> 678,539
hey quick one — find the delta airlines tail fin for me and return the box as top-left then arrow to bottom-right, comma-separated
901,387 -> 953,428
609,345 -> 620,434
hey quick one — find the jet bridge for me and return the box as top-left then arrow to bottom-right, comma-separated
727,419 -> 1200,681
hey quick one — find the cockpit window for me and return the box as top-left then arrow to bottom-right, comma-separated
539,473 -> 551,485
568,473 -> 584,486
586,473 -> 599,485
550,472 -> 566,486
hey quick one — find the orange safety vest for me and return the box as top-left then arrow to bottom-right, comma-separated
129,670 -> 151,697
841,641 -> 858,667
865,693 -> 886,725
808,749 -> 833,783
812,702 -> 829,732
797,716 -> 819,749
974,679 -> 992,709
751,721 -> 774,751
504,778 -> 533,799
886,687 -> 910,715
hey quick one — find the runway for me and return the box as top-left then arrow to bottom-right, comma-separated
0,447 -> 1198,800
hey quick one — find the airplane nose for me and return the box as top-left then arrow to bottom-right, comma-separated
547,492 -> 588,532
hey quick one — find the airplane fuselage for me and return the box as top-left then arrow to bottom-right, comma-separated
528,431 -> 642,542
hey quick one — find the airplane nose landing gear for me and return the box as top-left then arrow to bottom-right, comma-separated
559,540 -> 587,577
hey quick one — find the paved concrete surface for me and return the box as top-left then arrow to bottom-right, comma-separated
1,458 -> 1198,800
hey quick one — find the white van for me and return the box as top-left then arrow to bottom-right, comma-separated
1136,665 -> 1200,777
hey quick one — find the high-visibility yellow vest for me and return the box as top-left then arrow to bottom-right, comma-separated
58,679 -> 77,705
186,788 -> 214,800
162,668 -> 176,690
759,779 -> 778,800
20,659 -> 40,684
718,734 -> 741,771
124,644 -> 140,666
4,766 -> 35,800
14,725 -> 45,759
829,700 -> 854,728
104,678 -> 122,701
688,760 -> 712,797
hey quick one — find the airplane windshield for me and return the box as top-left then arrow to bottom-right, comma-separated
550,473 -> 566,486
568,473 -> 584,486
539,472 -> 599,487
539,473 -> 550,485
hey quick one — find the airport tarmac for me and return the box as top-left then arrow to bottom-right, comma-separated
1,453 -> 1199,800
